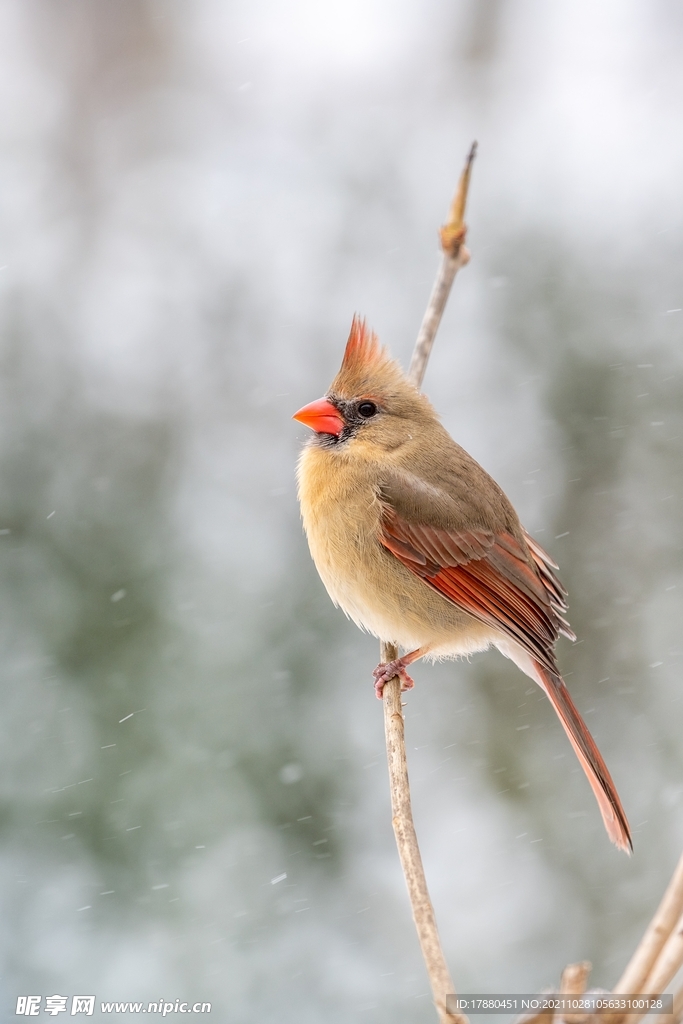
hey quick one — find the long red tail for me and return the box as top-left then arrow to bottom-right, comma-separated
535,664 -> 632,853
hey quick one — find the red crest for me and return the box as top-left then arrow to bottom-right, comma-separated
340,315 -> 384,375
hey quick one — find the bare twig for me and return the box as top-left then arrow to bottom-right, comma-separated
381,143 -> 476,1024
516,853 -> 683,1024
558,962 -> 592,1024
634,905 -> 683,1018
654,982 -> 683,1024
382,644 -> 464,1024
513,966 -> 593,1024
408,141 -> 476,389
603,849 -> 683,1024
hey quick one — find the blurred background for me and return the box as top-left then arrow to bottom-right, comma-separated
0,0 -> 682,1020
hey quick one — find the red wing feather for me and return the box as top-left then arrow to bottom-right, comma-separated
523,529 -> 576,640
380,508 -> 631,852
381,508 -> 564,674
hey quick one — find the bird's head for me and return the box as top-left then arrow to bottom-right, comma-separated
293,316 -> 435,453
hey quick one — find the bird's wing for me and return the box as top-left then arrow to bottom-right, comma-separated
379,480 -> 630,853
379,501 -> 573,674
522,529 -> 575,638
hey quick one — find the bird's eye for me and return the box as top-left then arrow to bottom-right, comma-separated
357,401 -> 378,419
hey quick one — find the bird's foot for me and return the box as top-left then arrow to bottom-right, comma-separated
373,658 -> 415,700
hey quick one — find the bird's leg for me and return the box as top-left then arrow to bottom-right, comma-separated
373,647 -> 429,699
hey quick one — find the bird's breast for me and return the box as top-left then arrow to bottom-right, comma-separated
296,444 -> 496,655
297,445 -> 384,605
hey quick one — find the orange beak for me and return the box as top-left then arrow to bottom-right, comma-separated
292,397 -> 345,436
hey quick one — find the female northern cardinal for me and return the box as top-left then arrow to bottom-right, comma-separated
293,317 -> 631,852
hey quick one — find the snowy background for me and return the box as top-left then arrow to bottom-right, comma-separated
0,1 -> 682,1020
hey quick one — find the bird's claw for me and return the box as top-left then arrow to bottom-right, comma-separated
373,659 -> 415,699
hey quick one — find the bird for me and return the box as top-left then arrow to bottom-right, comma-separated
293,316 -> 631,853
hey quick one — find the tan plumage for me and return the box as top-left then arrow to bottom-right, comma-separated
294,317 -> 631,852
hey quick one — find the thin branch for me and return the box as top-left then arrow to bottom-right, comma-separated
558,962 -> 592,1024
519,853 -> 683,1024
604,849 -> 683,1024
381,143 -> 477,1024
615,916 -> 683,1024
513,964 -> 592,1024
635,905 -> 683,1013
654,982 -> 683,1024
408,141 -> 476,389
382,644 -> 464,1024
